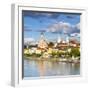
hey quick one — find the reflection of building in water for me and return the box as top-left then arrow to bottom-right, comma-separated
38,32 -> 48,50
37,61 -> 46,76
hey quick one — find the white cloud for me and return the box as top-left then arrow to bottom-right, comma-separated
47,21 -> 71,33
70,33 -> 80,37
76,23 -> 80,30
47,21 -> 80,34
24,38 -> 35,43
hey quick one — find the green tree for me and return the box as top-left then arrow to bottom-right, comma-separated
70,48 -> 80,57
48,42 -> 54,48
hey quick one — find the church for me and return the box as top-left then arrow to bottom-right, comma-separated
37,32 -> 48,50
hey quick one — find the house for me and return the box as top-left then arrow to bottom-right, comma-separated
69,39 -> 80,48
56,40 -> 68,50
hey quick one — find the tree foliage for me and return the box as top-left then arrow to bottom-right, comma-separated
70,48 -> 80,57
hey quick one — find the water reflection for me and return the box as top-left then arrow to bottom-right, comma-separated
24,58 -> 80,77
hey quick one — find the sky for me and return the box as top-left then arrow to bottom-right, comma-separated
22,10 -> 81,43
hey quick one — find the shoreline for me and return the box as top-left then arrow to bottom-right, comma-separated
24,56 -> 80,64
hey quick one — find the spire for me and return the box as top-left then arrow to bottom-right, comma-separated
66,36 -> 69,43
57,33 -> 61,43
40,32 -> 44,39
38,32 -> 48,49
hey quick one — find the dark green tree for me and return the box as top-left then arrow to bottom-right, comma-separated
70,48 -> 80,57
48,42 -> 54,48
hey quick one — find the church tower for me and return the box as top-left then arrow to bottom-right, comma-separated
38,32 -> 48,49
57,34 -> 61,43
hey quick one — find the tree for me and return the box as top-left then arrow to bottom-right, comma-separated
48,42 -> 54,48
70,48 -> 80,57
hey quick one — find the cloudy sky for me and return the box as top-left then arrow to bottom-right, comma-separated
23,10 -> 81,43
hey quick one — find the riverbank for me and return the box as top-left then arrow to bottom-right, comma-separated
24,55 -> 80,64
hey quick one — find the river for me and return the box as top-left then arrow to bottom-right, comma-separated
24,58 -> 80,78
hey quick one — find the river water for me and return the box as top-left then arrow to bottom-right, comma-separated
24,58 -> 80,78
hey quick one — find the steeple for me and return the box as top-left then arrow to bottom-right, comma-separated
57,34 -> 61,43
38,32 -> 48,49
40,32 -> 44,39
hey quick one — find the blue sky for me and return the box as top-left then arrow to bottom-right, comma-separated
23,11 -> 81,43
